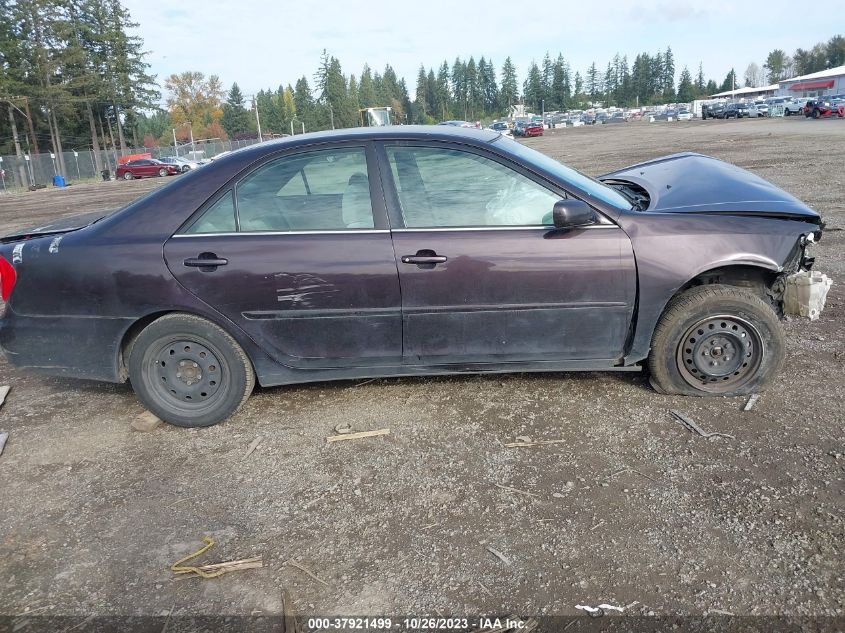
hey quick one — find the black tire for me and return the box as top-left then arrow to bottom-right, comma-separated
158,167 -> 168,177
123,171 -> 133,180
128,313 -> 255,427
648,285 -> 785,397
812,108 -> 820,119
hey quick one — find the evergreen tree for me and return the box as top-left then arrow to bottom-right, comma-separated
499,57 -> 518,112
523,61 -> 543,112
586,62 -> 599,101
435,61 -> 451,120
221,82 -> 252,137
358,64 -> 376,108
676,67 -> 694,102
695,62 -> 706,94
719,68 -> 737,93
662,46 -> 675,99
478,57 -> 498,115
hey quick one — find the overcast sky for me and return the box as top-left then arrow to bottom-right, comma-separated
124,0 -> 832,101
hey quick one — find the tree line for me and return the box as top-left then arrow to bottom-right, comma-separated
0,0 -> 157,178
1,0 -> 843,161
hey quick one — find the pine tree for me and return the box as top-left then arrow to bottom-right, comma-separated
358,64 -> 376,108
676,67 -> 694,102
663,46 -> 675,99
523,61 -> 543,112
221,82 -> 253,137
435,61 -> 451,120
499,57 -> 518,112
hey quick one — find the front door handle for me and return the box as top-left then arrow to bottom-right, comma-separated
401,255 -> 448,265
184,253 -> 228,271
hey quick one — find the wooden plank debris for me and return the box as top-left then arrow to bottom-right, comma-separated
325,428 -> 390,443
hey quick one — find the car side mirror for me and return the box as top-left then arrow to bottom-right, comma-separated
552,199 -> 597,229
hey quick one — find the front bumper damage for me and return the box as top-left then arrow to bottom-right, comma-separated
778,231 -> 832,321
784,270 -> 832,320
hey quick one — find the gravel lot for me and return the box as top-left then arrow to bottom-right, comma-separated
0,118 -> 842,625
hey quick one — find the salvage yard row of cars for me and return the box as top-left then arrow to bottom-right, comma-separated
0,126 -> 830,427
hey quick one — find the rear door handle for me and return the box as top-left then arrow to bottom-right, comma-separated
401,255 -> 447,265
183,253 -> 228,270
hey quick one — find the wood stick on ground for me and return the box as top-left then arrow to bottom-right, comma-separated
493,483 -> 538,498
0,385 -> 10,409
0,431 -> 8,457
486,545 -> 512,566
285,559 -> 329,586
669,410 -> 735,440
325,428 -> 390,443
502,438 -> 567,448
743,394 -> 760,411
243,437 -> 261,459
193,557 -> 263,574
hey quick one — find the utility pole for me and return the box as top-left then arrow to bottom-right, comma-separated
6,102 -> 30,187
172,128 -> 179,156
189,125 -> 195,157
329,103 -> 334,130
21,97 -> 39,155
253,98 -> 262,141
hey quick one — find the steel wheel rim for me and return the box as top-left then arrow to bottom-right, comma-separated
145,337 -> 227,411
676,314 -> 764,392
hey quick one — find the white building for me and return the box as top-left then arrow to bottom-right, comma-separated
777,65 -> 845,99
709,84 -> 778,100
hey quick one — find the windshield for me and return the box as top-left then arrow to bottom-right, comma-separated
500,140 -> 632,210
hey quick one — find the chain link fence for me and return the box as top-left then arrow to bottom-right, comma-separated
0,138 -> 263,193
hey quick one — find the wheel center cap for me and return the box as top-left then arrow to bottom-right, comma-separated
176,360 -> 202,385
712,346 -> 724,357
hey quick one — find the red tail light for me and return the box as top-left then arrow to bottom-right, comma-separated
0,255 -> 17,301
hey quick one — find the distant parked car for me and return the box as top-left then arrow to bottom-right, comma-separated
580,113 -> 596,125
487,121 -> 513,137
753,101 -> 769,117
159,156 -> 199,173
116,159 -> 181,180
604,112 -> 627,124
676,109 -> 692,121
803,99 -> 845,118
513,120 -> 543,137
702,103 -> 726,119
596,112 -> 610,124
724,103 -> 760,119
653,109 -> 678,121
766,97 -> 803,116
438,120 -> 476,128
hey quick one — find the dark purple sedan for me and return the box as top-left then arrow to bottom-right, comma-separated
0,127 -> 828,427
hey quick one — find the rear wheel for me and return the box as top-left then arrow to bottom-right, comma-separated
648,285 -> 784,396
128,314 -> 255,427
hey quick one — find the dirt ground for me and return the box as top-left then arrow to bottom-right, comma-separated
0,118 -> 842,626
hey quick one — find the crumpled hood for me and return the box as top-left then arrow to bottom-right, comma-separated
1,210 -> 111,243
601,152 -> 820,220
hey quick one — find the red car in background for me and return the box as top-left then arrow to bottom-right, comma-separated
513,121 -> 544,137
116,159 -> 181,180
803,99 -> 845,118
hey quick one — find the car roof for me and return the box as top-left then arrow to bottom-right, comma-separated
244,125 -> 500,150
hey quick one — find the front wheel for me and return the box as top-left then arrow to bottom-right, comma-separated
648,285 -> 784,396
123,171 -> 133,180
158,167 -> 168,176
128,313 -> 255,427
